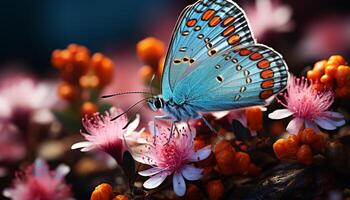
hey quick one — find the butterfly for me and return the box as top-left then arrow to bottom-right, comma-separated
145,0 -> 289,134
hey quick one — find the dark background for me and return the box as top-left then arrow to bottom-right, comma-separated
1,0 -> 349,76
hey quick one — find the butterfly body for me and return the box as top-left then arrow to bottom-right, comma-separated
148,0 -> 289,132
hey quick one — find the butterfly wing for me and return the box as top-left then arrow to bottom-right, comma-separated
162,0 -> 255,100
172,44 -> 289,111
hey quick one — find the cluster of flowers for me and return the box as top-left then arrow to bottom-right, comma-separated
307,55 -> 350,98
52,44 -> 114,116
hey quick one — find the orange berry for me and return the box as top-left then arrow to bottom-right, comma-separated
113,195 -> 128,200
207,180 -> 224,200
320,74 -> 333,84
81,101 -> 98,117
194,137 -> 206,151
185,184 -> 203,200
235,152 -> 251,173
273,139 -> 288,159
270,121 -> 285,136
310,134 -> 326,153
325,64 -> 338,77
296,145 -> 312,165
90,183 -> 114,200
299,128 -> 317,145
58,82 -> 78,102
245,106 -> 263,131
335,65 -> 350,87
136,37 -> 165,67
216,149 -> 236,175
313,60 -> 327,74
79,75 -> 100,89
307,70 -> 321,82
311,82 -> 325,92
328,55 -> 346,66
214,140 -> 234,155
335,86 -> 350,98
138,65 -> 154,83
92,54 -> 114,87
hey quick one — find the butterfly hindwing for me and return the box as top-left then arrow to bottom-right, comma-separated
162,0 -> 255,100
172,44 -> 289,111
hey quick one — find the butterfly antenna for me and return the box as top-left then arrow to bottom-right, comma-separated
122,104 -> 145,129
148,74 -> 156,96
111,97 -> 151,121
101,91 -> 152,98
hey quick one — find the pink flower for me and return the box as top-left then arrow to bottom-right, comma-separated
269,76 -> 345,134
244,0 -> 293,40
71,107 -> 144,164
0,123 -> 25,162
134,122 -> 211,196
3,158 -> 72,200
212,106 -> 267,136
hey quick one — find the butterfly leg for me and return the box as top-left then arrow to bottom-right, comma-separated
166,121 -> 181,144
198,115 -> 217,133
153,115 -> 172,143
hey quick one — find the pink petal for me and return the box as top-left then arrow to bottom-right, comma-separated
71,141 -> 92,150
190,145 -> 211,162
34,158 -> 49,177
286,118 -> 304,134
126,114 -> 140,134
172,172 -> 186,196
143,172 -> 168,189
55,164 -> 70,181
324,111 -> 344,119
315,118 -> 337,130
139,167 -> 163,176
268,109 -> 294,120
181,165 -> 202,181
305,120 -> 320,133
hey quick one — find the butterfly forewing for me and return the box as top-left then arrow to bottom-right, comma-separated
162,0 -> 255,100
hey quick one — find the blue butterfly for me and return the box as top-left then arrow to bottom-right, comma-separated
146,0 -> 289,134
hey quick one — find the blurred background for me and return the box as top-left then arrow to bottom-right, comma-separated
0,0 -> 349,199
1,0 -> 349,74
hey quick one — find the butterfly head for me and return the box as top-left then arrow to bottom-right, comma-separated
148,96 -> 164,111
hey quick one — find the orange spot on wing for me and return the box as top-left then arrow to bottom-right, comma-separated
250,52 -> 262,60
260,90 -> 273,99
257,59 -> 270,69
261,80 -> 274,89
222,26 -> 235,37
227,34 -> 240,45
261,69 -> 274,79
239,49 -> 252,56
186,19 -> 197,27
222,16 -> 234,27
202,9 -> 216,21
209,16 -> 222,27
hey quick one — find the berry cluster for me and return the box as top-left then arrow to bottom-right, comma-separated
51,44 -> 114,116
90,183 -> 128,200
307,55 -> 350,98
273,128 -> 326,165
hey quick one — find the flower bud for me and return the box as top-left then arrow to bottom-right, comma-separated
136,37 -> 165,68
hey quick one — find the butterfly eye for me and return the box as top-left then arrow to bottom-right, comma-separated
154,98 -> 164,109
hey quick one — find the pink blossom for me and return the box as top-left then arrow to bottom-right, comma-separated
71,107 -> 144,164
244,0 -> 293,39
212,106 -> 267,136
3,158 -> 72,200
269,76 -> 345,134
134,122 -> 211,196
0,123 -> 26,162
